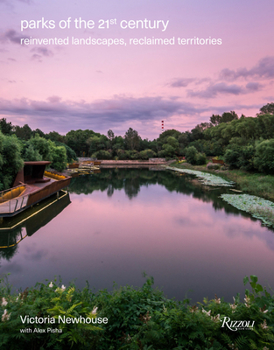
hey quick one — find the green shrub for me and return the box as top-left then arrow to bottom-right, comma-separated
92,150 -> 112,160
185,146 -> 198,164
1,275 -> 273,349
0,132 -> 24,190
139,149 -> 156,160
185,146 -> 207,165
254,139 -> 274,174
196,152 -> 207,165
224,145 -> 241,168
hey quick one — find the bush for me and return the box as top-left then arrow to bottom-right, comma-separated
224,145 -> 241,168
117,149 -> 127,160
185,146 -> 207,165
158,144 -> 176,158
0,132 -> 24,190
125,150 -> 140,160
139,149 -> 156,160
0,275 -> 274,349
185,146 -> 198,164
224,144 -> 255,171
92,150 -> 112,160
254,139 -> 274,174
196,152 -> 207,165
50,145 -> 68,172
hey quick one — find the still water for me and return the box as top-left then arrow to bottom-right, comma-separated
1,168 -> 274,302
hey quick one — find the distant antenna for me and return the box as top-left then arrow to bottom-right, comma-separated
161,120 -> 164,132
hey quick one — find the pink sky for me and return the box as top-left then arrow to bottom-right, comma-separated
1,0 -> 274,139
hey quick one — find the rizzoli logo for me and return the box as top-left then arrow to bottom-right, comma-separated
221,316 -> 255,331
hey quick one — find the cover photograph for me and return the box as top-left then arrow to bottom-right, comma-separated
0,0 -> 274,348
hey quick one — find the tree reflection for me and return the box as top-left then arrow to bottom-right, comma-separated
68,168 -> 274,235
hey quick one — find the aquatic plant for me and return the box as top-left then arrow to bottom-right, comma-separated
220,193 -> 274,227
166,166 -> 235,187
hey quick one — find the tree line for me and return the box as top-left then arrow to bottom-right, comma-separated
0,102 -> 274,190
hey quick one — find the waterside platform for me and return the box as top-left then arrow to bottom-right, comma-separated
0,162 -> 71,218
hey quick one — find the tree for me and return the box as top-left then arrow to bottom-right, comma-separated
0,132 -> 24,190
258,102 -> 274,115
107,130 -> 115,142
220,111 -> 238,123
92,150 -> 112,160
46,131 -> 64,142
166,136 -> 179,150
254,139 -> 274,174
0,118 -> 13,135
14,124 -> 32,140
50,145 -> 67,172
65,129 -> 98,156
158,144 -> 175,158
210,114 -> 221,125
139,149 -> 156,160
28,134 -> 51,160
23,144 -> 42,161
124,128 -> 140,150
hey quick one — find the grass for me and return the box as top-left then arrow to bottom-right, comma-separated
169,162 -> 274,201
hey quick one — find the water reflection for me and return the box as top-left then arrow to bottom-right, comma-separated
69,168 -> 264,221
0,192 -> 71,262
1,168 -> 274,302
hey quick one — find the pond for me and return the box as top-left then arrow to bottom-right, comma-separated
1,167 -> 274,303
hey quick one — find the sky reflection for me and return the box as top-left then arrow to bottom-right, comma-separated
1,169 -> 274,302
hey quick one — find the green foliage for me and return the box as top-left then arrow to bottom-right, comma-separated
54,142 -> 77,163
224,145 -> 242,169
23,144 -> 43,162
14,124 -> 33,141
1,275 -> 273,349
124,128 -> 141,151
139,149 -> 156,160
158,144 -> 176,158
50,145 -> 67,172
28,134 -> 51,160
65,129 -> 99,156
196,152 -> 207,165
0,132 -> 24,190
0,277 -> 101,349
92,150 -> 112,160
185,146 -> 207,165
185,146 -> 198,164
254,139 -> 274,174
0,118 -> 13,135
258,102 -> 274,115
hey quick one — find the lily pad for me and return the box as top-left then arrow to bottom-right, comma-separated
166,166 -> 234,187
220,194 -> 274,227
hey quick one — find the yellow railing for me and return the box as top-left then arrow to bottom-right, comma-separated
0,185 -> 26,203
44,171 -> 66,180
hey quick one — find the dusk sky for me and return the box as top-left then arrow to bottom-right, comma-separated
1,0 -> 274,139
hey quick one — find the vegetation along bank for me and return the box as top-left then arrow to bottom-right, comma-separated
0,275 -> 273,350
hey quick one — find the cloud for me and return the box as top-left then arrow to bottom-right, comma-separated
31,47 -> 53,57
187,81 -> 263,99
0,0 -> 31,4
220,56 -> 274,81
188,82 -> 244,98
0,29 -> 29,45
0,95 -> 209,133
169,78 -> 195,88
31,53 -> 42,62
245,82 -> 262,91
